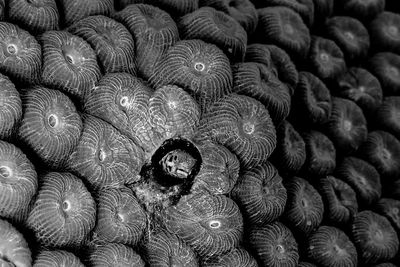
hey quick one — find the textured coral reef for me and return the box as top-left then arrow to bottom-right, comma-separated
0,1 -> 400,267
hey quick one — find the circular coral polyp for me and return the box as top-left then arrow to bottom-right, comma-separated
368,52 -> 400,95
114,4 -> 179,80
195,94 -> 277,169
352,210 -> 399,264
0,141 -> 37,224
149,39 -> 232,114
163,193 -> 243,258
255,6 -> 311,60
231,162 -> 287,225
249,221 -> 299,267
0,22 -> 42,85
178,6 -> 247,62
325,16 -> 370,62
142,230 -> 198,267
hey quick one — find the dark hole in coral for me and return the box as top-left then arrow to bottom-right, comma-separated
151,137 -> 202,193
47,114 -> 58,128
65,55 -> 74,65
62,200 -> 70,211
98,148 -> 106,163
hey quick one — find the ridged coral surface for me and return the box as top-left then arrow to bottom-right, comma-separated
0,1 -> 399,267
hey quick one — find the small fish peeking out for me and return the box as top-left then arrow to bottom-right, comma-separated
129,137 -> 202,232
151,138 -> 202,190
160,149 -> 197,181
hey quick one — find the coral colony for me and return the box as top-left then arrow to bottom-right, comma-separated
0,0 -> 400,266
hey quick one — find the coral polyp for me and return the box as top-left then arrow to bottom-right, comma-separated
0,1 -> 399,266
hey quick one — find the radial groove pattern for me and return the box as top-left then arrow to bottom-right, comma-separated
0,140 -> 37,223
18,86 -> 83,170
39,30 -> 101,102
163,193 -> 243,258
27,172 -> 97,248
88,243 -> 145,267
149,39 -> 233,114
33,249 -> 85,267
256,0 -> 315,26
374,97 -> 400,140
301,130 -> 336,177
370,11 -> 400,55
317,176 -> 358,227
249,221 -> 299,267
0,74 -> 22,140
358,131 -> 400,181
195,93 -> 277,169
67,114 -> 145,191
325,97 -> 368,154
374,198 -> 400,233
0,22 -> 41,85
142,230 -> 198,267
8,0 -> 59,34
352,210 -> 399,264
192,142 -> 240,195
283,176 -> 324,236
178,6 -> 248,62
245,43 -> 273,73
200,247 -> 258,267
148,85 -> 200,141
336,157 -> 381,208
232,62 -> 291,124
199,0 -> 258,34
306,226 -> 358,267
270,120 -> 306,176
309,36 -> 347,80
0,218 -> 32,267
231,161 -> 287,225
114,4 -> 180,80
94,187 -> 147,246
59,0 -> 114,27
325,16 -> 370,62
68,15 -> 136,75
334,67 -> 383,115
115,0 -> 199,17
291,71 -> 332,127
368,52 -> 400,96
265,44 -> 299,93
255,6 -> 311,60
83,72 -> 156,153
